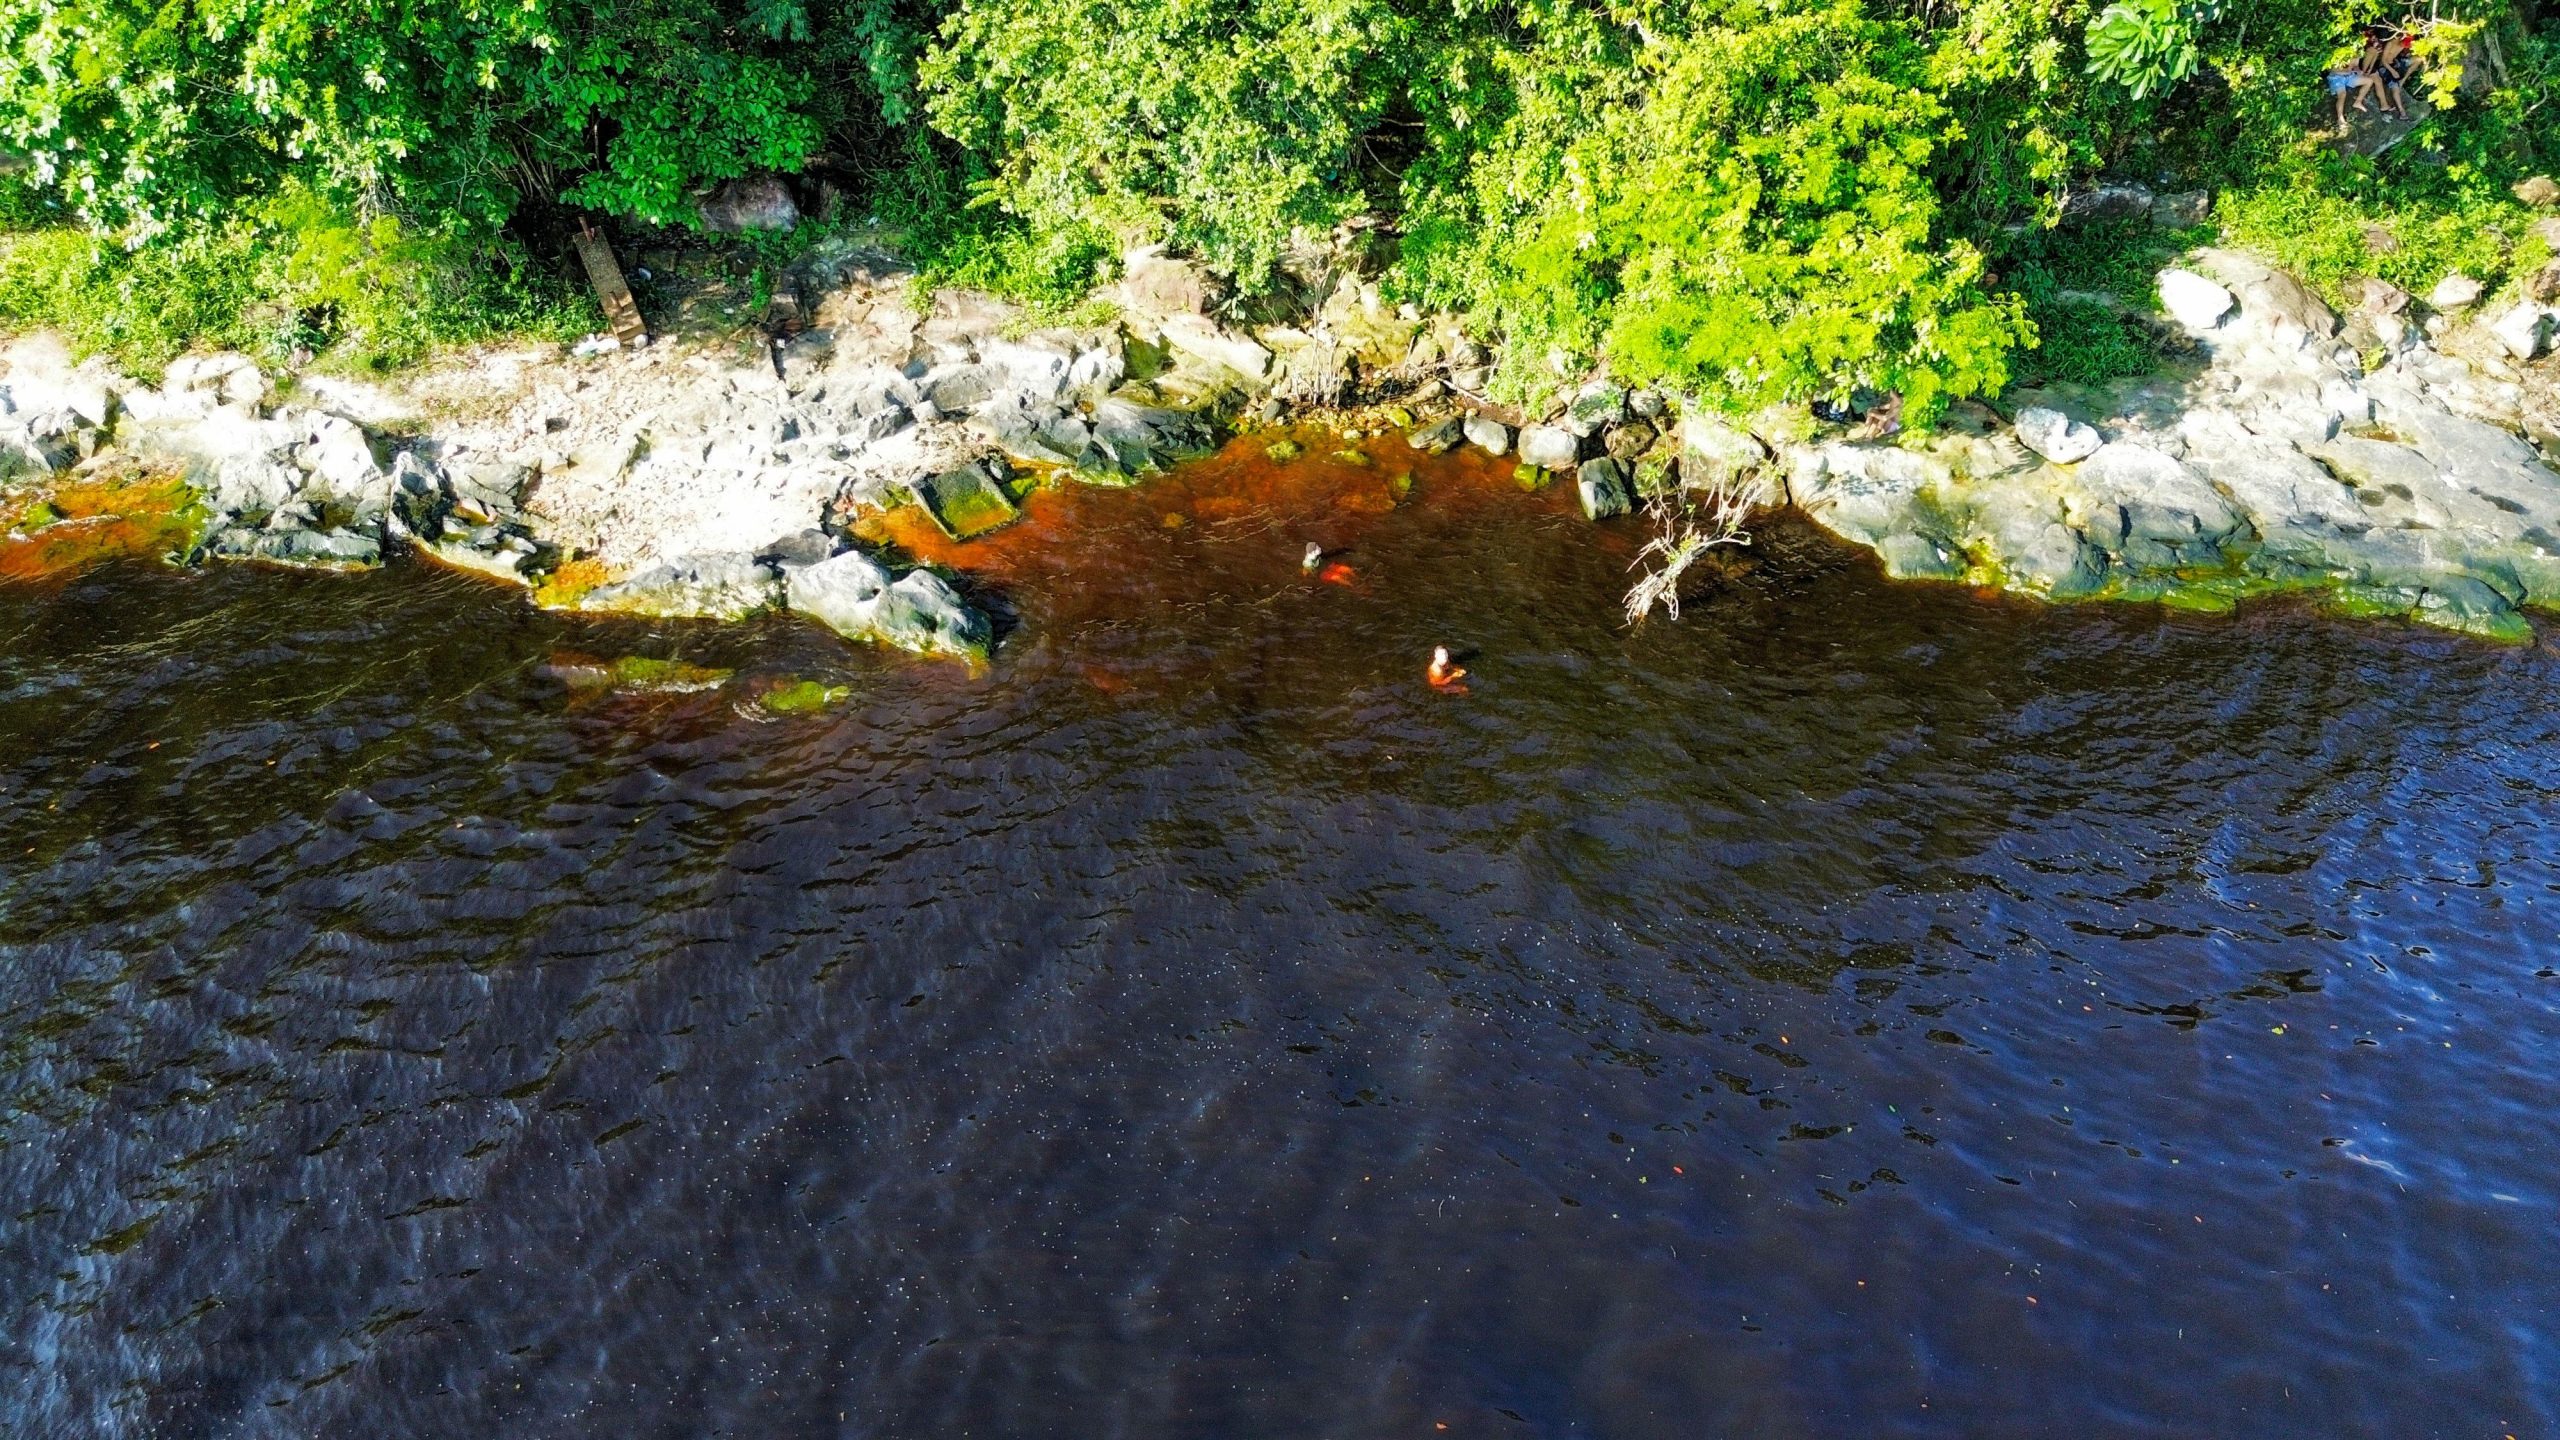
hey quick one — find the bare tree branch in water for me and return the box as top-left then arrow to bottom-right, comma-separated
1624,464 -> 1754,627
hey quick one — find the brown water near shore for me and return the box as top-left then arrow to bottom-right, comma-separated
2,437 -> 2556,1438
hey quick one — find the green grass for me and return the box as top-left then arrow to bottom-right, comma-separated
1998,218 -> 2204,387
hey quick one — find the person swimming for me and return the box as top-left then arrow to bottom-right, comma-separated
1428,646 -> 1468,689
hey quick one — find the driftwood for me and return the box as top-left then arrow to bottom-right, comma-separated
572,225 -> 648,348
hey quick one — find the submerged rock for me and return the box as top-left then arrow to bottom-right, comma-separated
757,678 -> 852,714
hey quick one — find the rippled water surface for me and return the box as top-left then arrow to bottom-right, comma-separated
5,441 -> 2558,1438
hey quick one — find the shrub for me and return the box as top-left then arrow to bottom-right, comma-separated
0,184 -> 587,375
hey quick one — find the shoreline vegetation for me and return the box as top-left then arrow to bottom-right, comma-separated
2,0 -> 2558,655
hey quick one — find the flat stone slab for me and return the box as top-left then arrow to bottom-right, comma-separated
914,463 -> 1020,540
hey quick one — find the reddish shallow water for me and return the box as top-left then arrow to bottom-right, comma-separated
2,437 -> 2557,1438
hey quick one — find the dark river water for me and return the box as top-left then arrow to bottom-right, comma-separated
4,440 -> 2557,1439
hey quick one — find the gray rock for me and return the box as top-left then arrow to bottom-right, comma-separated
210,454 -> 305,519
1804,466 -> 1945,550
920,363 -> 1000,414
211,525 -> 382,570
1462,413 -> 1512,456
1066,346 -> 1126,395
2358,278 -> 2413,315
2159,270 -> 2235,332
1979,498 -> 2108,598
0,415 -> 76,477
2152,190 -> 2211,227
759,528 -> 841,572
1406,416 -> 1465,454
554,434 -> 639,494
1876,531 -> 1965,580
788,549 -> 991,663
2077,442 -> 2243,545
1564,382 -> 1626,437
2183,424 -> 2365,533
292,413 -> 385,503
2378,402 -> 2548,492
2013,406 -> 2102,464
1575,457 -> 1634,521
2308,434 -> 2439,496
447,458 -> 533,522
1519,424 -> 1581,469
2414,575 -> 2532,641
1090,396 -> 1214,474
402,521 -> 541,586
1602,419 -> 1657,464
577,551 -> 783,620
970,397 -> 1083,466
1113,245 -> 1215,318
1158,315 -> 1272,382
698,175 -> 798,233
2059,183 -> 2155,226
979,339 -> 1075,401
2224,265 -> 2340,343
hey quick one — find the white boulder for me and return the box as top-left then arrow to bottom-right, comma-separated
2158,270 -> 2234,333
2428,274 -> 2485,310
2013,406 -> 2103,464
1518,424 -> 1580,469
2488,303 -> 2553,361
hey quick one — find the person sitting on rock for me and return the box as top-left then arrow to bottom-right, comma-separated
2375,25 -> 2421,119
2329,45 -> 2384,129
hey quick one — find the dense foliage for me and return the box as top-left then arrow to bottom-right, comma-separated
2,0 -> 2553,407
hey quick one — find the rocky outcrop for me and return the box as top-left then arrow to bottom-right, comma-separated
786,548 -> 990,665
1771,251 -> 2560,641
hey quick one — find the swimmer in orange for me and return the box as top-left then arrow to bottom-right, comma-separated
1427,646 -> 1468,689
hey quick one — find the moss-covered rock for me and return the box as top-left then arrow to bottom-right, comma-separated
759,678 -> 851,713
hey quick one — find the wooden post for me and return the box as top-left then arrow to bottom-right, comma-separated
573,223 -> 648,348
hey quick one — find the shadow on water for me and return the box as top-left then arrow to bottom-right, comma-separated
2,434 -> 2557,1439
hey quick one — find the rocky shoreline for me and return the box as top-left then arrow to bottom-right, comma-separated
2,231 -> 2557,655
